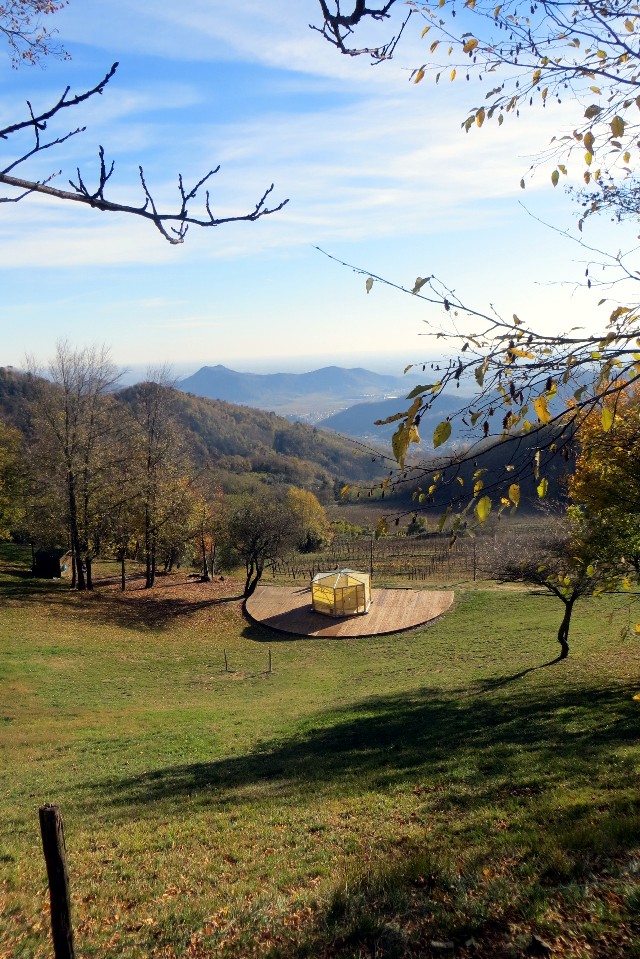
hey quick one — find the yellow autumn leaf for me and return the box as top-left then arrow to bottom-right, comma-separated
533,395 -> 552,424
509,483 -> 520,507
537,477 -> 548,498
509,348 -> 535,359
475,496 -> 492,524
476,108 -> 485,127
414,68 -> 425,84
463,38 -> 479,54
601,407 -> 614,432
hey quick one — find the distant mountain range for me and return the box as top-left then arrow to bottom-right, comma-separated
178,364 -> 424,423
317,395 -> 466,447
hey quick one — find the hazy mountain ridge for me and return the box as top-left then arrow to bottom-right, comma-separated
178,364 -> 423,422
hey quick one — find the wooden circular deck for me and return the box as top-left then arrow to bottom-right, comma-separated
245,585 -> 454,638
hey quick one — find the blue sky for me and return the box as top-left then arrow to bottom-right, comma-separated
1,0 -> 634,378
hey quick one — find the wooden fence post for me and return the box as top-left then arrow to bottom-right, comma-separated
39,803 -> 75,959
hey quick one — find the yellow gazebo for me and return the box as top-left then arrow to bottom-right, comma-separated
311,569 -> 371,618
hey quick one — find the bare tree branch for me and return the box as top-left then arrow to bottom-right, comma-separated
1,62 -> 289,243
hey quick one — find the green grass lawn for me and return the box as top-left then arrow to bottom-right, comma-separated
1,546 -> 639,958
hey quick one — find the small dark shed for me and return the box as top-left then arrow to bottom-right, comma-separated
33,550 -> 64,579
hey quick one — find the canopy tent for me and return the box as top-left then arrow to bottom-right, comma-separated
311,569 -> 371,618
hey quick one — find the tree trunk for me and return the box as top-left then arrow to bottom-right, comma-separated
145,524 -> 156,588
85,554 -> 93,591
201,535 -> 211,581
244,559 -> 263,598
120,552 -> 126,592
67,477 -> 85,591
557,597 -> 574,659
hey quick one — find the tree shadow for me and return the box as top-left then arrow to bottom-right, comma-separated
77,679 -> 640,956
0,569 -> 68,600
464,655 -> 564,695
0,566 -> 245,631
240,620 -> 350,643
84,681 -> 638,814
76,587 -> 245,631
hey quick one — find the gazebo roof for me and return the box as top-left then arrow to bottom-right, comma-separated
311,569 -> 369,587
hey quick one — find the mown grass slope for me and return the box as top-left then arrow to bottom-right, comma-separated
1,547 -> 639,958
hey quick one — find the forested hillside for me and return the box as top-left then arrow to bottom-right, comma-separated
0,368 -> 384,499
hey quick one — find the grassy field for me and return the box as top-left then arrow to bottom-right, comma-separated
1,545 -> 639,958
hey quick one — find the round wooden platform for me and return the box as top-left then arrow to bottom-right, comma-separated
245,584 -> 454,638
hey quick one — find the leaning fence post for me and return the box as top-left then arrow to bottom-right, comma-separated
39,803 -> 75,959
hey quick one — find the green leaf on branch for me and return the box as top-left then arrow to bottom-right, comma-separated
433,420 -> 452,448
406,382 -> 439,399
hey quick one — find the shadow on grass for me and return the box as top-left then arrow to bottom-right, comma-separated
465,655 -> 564,694
74,589 -> 245,631
81,681 -> 640,957
0,563 -> 244,631
89,681 -> 639,812
0,568 -> 69,599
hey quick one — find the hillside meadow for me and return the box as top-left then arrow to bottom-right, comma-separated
1,545 -> 639,958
